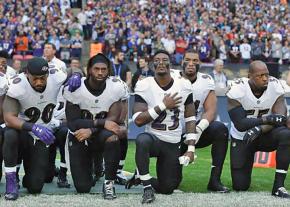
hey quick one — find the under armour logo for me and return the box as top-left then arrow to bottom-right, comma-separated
276,117 -> 282,122
247,130 -> 254,136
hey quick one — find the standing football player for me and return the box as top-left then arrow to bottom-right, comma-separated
227,60 -> 290,198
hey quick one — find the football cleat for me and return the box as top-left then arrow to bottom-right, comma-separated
142,186 -> 155,204
272,187 -> 290,199
125,172 -> 141,189
103,181 -> 117,200
57,170 -> 71,188
207,180 -> 230,193
5,172 -> 19,201
115,171 -> 128,185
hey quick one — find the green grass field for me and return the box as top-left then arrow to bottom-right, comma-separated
123,141 -> 289,193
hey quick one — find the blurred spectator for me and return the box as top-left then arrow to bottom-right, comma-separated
71,31 -> 83,59
209,59 -> 228,89
282,40 -> 290,65
0,34 -> 14,57
228,40 -> 241,63
271,38 -> 282,63
15,31 -> 29,55
43,43 -> 67,73
131,56 -> 154,91
8,59 -> 22,75
251,38 -> 264,61
67,57 -> 84,76
239,39 -> 251,64
175,35 -> 188,65
112,50 -> 132,87
262,39 -> 271,62
199,38 -> 211,62
161,34 -> 175,55
218,39 -> 227,62
77,8 -> 87,40
32,34 -> 45,57
60,33 -> 71,63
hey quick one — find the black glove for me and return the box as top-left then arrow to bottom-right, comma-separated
243,126 -> 262,145
263,114 -> 286,126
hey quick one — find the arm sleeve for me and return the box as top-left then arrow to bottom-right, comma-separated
65,101 -> 95,131
228,106 -> 263,131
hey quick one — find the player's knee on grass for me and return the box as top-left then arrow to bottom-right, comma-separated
75,182 -> 91,193
232,170 -> 251,191
26,179 -> 45,194
157,181 -> 178,195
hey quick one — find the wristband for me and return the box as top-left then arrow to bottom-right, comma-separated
148,108 -> 159,120
22,122 -> 34,131
158,102 -> 166,111
185,133 -> 198,142
185,116 -> 196,122
132,112 -> 142,122
188,145 -> 195,153
197,119 -> 209,132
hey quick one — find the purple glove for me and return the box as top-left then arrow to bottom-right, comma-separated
32,124 -> 55,145
67,73 -> 81,92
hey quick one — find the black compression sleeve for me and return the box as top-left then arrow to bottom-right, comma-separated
134,94 -> 146,103
184,93 -> 193,105
228,106 -> 263,131
65,101 -> 95,131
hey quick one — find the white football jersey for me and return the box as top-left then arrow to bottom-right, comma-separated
6,70 -> 66,138
227,77 -> 285,140
47,57 -> 67,74
63,77 -> 128,119
134,76 -> 192,143
0,72 -> 9,96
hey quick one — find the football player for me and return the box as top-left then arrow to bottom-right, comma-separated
178,50 -> 229,193
2,57 -> 67,200
128,50 -> 197,203
227,61 -> 290,198
63,53 -> 127,199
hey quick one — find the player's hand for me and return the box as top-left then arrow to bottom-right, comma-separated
263,114 -> 286,126
184,151 -> 195,163
118,125 -> 127,139
32,124 -> 55,145
74,128 -> 92,142
162,92 -> 182,109
67,72 -> 82,92
243,126 -> 262,145
104,120 -> 122,136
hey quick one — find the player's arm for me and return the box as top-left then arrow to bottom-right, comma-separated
118,100 -> 128,124
133,93 -> 182,127
197,90 -> 217,134
272,95 -> 287,116
3,95 -> 29,130
202,91 -> 217,123
227,98 -> 264,131
107,100 -> 123,123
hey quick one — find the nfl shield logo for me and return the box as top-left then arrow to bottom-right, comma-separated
40,95 -> 44,99
95,99 -> 98,103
